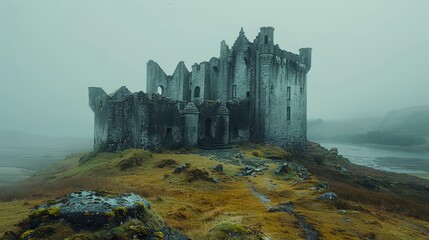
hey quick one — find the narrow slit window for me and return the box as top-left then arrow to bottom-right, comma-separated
287,107 -> 291,120
264,35 -> 268,44
287,87 -> 291,100
232,85 -> 237,98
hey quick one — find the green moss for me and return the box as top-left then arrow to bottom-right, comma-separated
113,206 -> 127,217
47,207 -> 60,217
154,231 -> 164,239
29,206 -> 60,220
128,224 -> 150,236
29,208 -> 45,218
104,211 -> 115,219
20,229 -> 33,239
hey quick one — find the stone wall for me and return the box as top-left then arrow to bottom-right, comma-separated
228,100 -> 251,143
90,88 -> 183,151
90,26 -> 312,150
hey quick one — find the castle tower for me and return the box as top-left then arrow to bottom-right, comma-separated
231,28 -> 251,100
254,27 -> 275,140
215,102 -> 230,145
182,102 -> 199,146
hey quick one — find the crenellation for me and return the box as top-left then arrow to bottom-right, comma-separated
89,26 -> 312,151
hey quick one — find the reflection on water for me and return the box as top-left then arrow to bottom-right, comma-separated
318,142 -> 429,175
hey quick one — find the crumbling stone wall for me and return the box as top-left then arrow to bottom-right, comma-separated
90,88 -> 183,151
90,26 -> 311,150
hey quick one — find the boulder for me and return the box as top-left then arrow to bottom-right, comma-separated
241,165 -> 254,176
311,181 -> 329,192
186,168 -> 215,183
274,163 -> 290,175
213,164 -> 223,173
318,192 -> 338,200
3,191 -> 189,240
269,201 -> 294,214
173,163 -> 191,174
156,159 -> 178,168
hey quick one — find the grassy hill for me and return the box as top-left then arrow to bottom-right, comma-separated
1,143 -> 428,239
378,105 -> 429,137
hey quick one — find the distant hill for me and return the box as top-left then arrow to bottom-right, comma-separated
378,105 -> 429,136
307,118 -> 380,140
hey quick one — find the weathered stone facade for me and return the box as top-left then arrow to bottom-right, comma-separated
89,27 -> 311,151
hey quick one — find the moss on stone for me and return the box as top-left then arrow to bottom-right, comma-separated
19,229 -> 33,239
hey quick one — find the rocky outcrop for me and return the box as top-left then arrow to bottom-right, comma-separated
3,191 -> 189,240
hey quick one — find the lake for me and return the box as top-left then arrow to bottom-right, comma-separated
0,132 -> 92,186
318,141 -> 429,179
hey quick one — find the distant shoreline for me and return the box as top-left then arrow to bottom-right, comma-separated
316,139 -> 429,152
318,141 -> 429,180
0,132 -> 92,186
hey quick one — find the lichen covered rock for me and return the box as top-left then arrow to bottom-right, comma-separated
3,191 -> 189,240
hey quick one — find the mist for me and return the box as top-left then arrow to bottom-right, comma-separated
1,0 -> 429,137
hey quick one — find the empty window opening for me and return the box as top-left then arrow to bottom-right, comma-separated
287,87 -> 291,100
157,85 -> 164,95
232,85 -> 237,98
204,118 -> 212,137
246,91 -> 250,98
194,86 -> 200,98
166,127 -> 172,134
264,35 -> 268,44
287,107 -> 291,120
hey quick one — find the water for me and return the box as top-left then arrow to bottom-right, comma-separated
0,132 -> 92,186
318,141 -> 429,177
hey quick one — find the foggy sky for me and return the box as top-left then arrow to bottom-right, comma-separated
1,0 -> 428,137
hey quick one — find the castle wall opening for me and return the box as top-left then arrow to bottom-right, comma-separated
157,85 -> 164,95
194,86 -> 200,98
204,118 -> 212,137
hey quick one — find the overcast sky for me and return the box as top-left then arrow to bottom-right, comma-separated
1,0 -> 428,137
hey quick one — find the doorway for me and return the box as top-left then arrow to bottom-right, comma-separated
204,118 -> 212,137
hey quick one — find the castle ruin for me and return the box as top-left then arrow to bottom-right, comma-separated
89,27 -> 312,151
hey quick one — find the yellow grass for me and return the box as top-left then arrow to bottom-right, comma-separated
0,200 -> 42,235
1,147 -> 428,239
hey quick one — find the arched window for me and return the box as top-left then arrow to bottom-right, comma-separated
194,86 -> 200,98
157,85 -> 164,95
